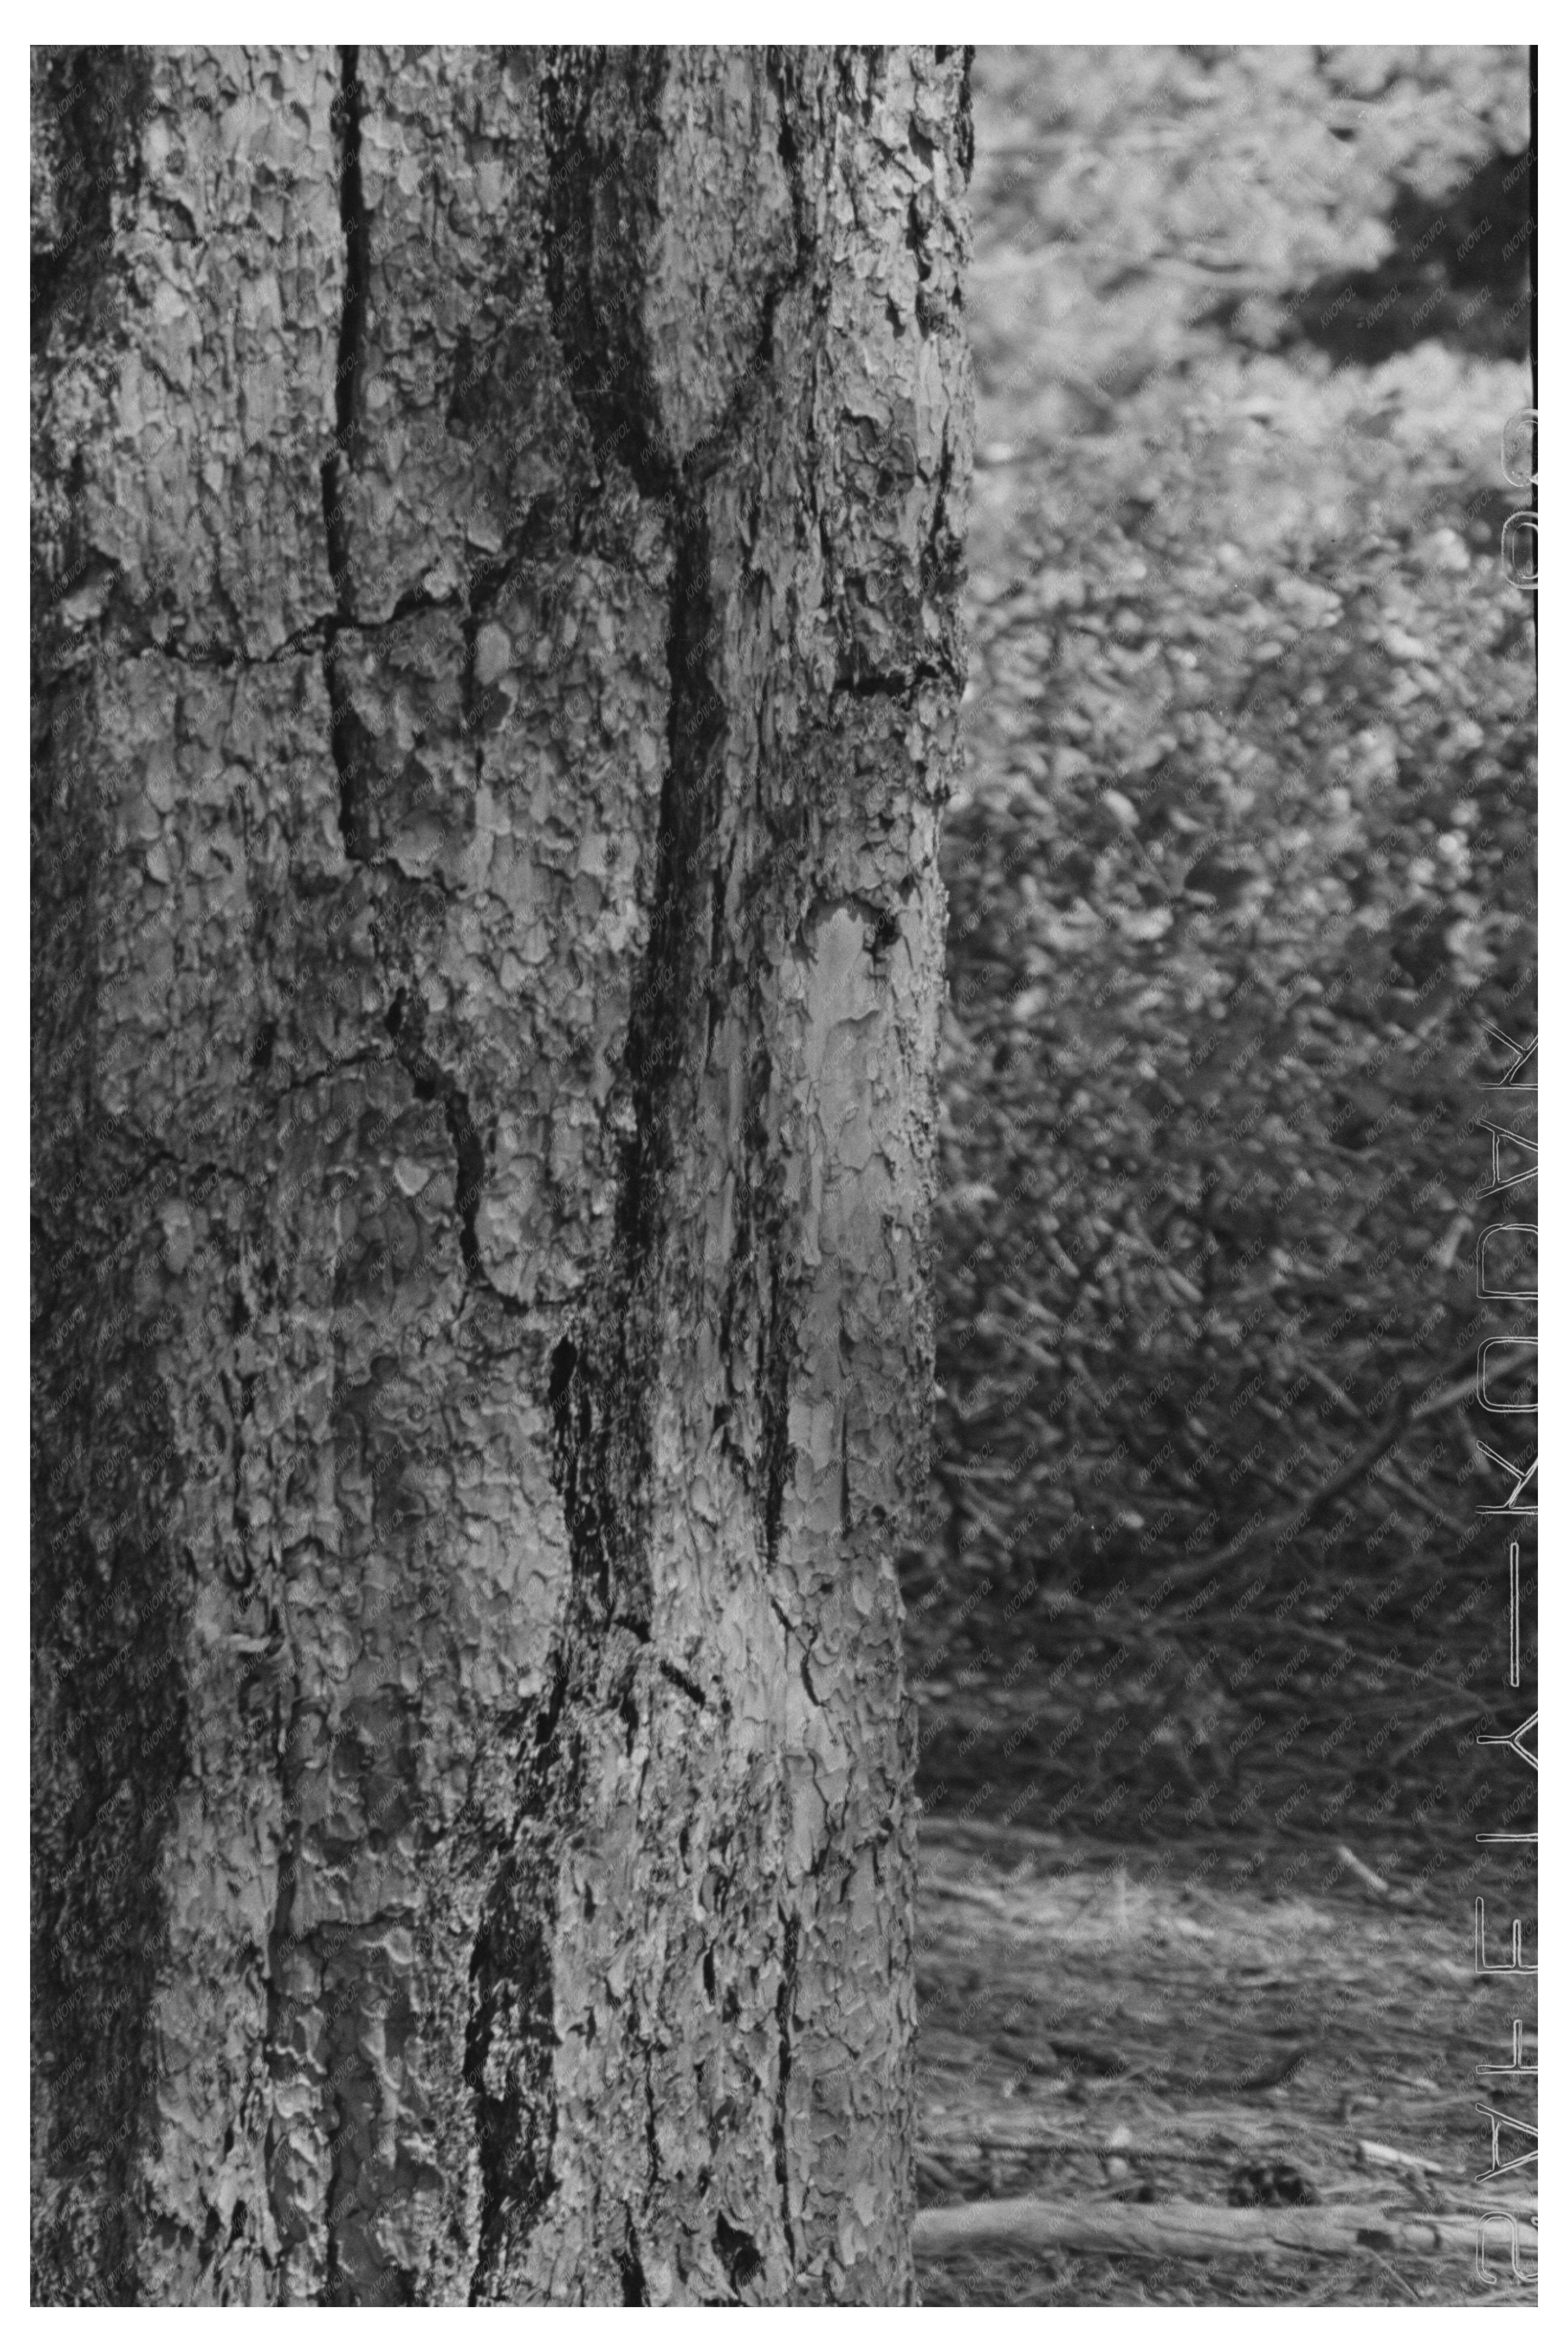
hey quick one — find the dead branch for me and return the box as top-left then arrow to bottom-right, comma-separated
914,2194 -> 1537,2265
1154,1344 -> 1531,1598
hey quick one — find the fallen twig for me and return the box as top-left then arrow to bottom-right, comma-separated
913,2195 -> 1537,2265
1357,2139 -> 1452,2178
1335,1844 -> 1391,1897
1154,1345 -> 1528,1597
923,2136 -> 1239,2168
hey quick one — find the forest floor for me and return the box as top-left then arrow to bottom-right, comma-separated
911,1812 -> 1536,2307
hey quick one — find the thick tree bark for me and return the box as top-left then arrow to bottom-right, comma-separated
31,44 -> 972,2306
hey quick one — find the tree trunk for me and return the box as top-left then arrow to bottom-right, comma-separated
31,43 -> 972,2306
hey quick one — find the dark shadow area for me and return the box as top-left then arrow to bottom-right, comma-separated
1262,149 -> 1532,365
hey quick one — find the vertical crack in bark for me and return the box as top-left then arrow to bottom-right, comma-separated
953,45 -> 976,187
619,492 -> 723,1260
642,2029 -> 661,2191
545,1338 -> 606,1623
441,1092 -> 487,1285
536,54 -> 739,1650
263,1686 -> 303,2274
529,52 -> 916,2299
322,2067 -> 346,2303
323,639 -> 371,865
618,2230 -> 649,2306
322,45 -> 368,610
322,47 -> 370,861
761,1252 -> 793,1569
772,1912 -> 799,2269
380,987 -> 501,1298
529,485 -> 722,1657
765,47 -> 819,308
538,53 -> 677,503
459,601 -> 487,844
313,39 -> 514,1319
464,1849 -> 558,2302
30,47 -> 150,355
921,425 -> 961,608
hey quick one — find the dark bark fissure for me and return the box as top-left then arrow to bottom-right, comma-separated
921,426 -> 962,605
31,47 -> 150,354
458,601 -> 487,842
31,1363 -> 190,2297
949,46 -> 976,185
464,1853 -> 559,2301
379,988 -> 486,1286
320,41 -> 371,884
88,613 -> 362,673
714,2213 -> 764,2298
836,48 -> 880,130
642,2029 -> 662,2190
533,60 -> 739,1669
618,2235 -> 649,2306
323,2082 -> 346,2300
546,1325 -> 645,1638
321,48 -> 372,866
772,1911 -> 800,2268
33,628 -> 195,2299
760,1253 -> 793,1569
316,50 -> 522,1328
534,48 -> 837,1704
321,40 -> 368,851
263,1690 -> 307,2264
767,50 -> 815,288
655,1657 -> 708,1710
322,45 -> 368,610
621,496 -> 726,1262
539,52 -> 676,503
464,1627 -> 579,2301
521,63 -> 852,2291
323,639 -> 371,864
312,56 -> 561,2300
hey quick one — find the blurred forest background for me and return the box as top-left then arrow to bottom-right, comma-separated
905,45 -> 1536,1855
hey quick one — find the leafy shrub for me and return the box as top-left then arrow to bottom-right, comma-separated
915,50 -> 1535,1661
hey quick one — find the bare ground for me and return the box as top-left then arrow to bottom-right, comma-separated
912,1812 -> 1537,2307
